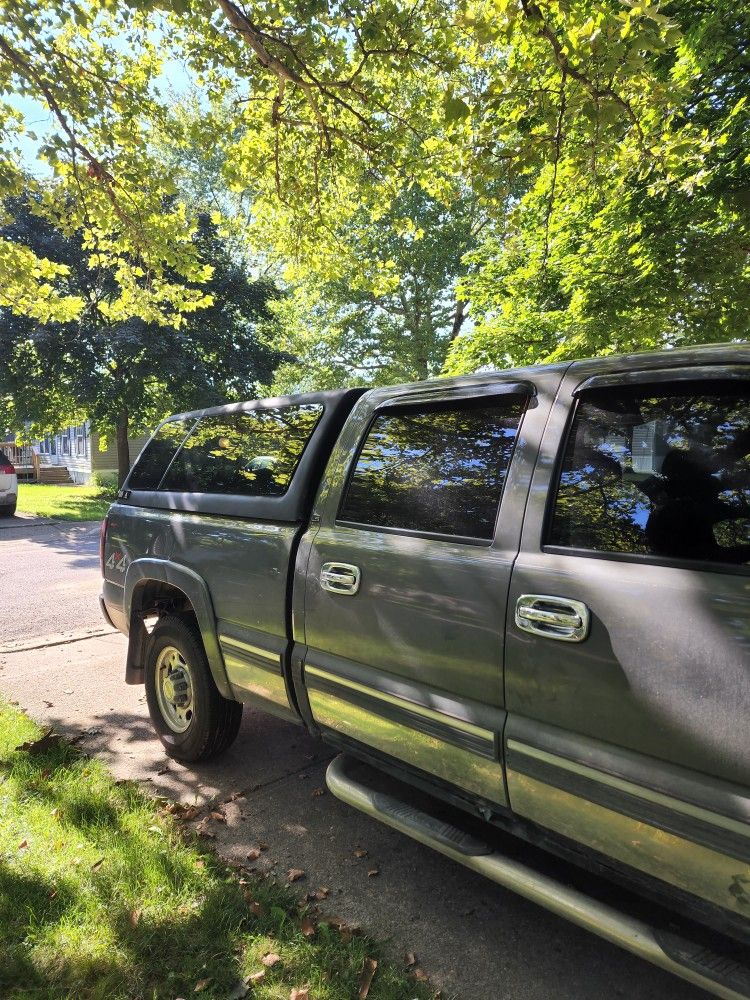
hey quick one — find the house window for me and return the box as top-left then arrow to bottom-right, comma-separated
61,430 -> 71,456
76,424 -> 87,457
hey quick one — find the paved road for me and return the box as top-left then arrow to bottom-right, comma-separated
0,521 -> 710,1000
0,519 -> 104,644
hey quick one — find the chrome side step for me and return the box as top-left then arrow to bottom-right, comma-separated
326,755 -> 750,1000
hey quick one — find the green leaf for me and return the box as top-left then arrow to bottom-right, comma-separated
443,95 -> 471,123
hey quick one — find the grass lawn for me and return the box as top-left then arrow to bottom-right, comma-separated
16,484 -> 115,522
0,700 -> 435,1000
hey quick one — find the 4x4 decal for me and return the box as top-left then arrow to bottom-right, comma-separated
105,551 -> 128,573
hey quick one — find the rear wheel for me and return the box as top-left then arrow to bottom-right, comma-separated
0,502 -> 16,517
144,615 -> 242,762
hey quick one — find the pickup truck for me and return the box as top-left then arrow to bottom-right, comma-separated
100,343 -> 750,999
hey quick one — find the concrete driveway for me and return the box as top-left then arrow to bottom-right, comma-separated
0,521 -> 709,1000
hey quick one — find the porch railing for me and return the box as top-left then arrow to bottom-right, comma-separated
1,443 -> 40,480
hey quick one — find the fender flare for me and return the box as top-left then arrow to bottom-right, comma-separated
123,558 -> 232,698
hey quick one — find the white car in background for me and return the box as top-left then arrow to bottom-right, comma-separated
0,449 -> 18,516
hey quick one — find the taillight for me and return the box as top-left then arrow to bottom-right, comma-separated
99,515 -> 109,576
0,462 -> 14,474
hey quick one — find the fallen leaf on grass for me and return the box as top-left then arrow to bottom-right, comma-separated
323,916 -> 361,941
411,967 -> 430,982
246,970 -> 265,985
91,858 -> 104,871
313,886 -> 329,900
367,868 -> 379,878
209,809 -> 226,823
290,988 -> 310,1000
404,952 -> 416,969
353,848 -> 368,858
195,818 -> 216,840
193,978 -> 212,992
48,888 -> 57,900
287,868 -> 305,882
300,916 -> 316,938
358,957 -> 378,999
246,847 -> 261,861
129,909 -> 141,928
261,952 -> 281,967
50,808 -> 61,820
17,839 -> 28,850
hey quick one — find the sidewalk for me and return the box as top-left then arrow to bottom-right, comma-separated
0,633 -> 705,1000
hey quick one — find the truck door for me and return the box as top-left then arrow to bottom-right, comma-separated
301,371 -> 563,810
504,359 -> 750,924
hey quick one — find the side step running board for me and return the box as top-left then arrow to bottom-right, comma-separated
326,754 -> 750,1000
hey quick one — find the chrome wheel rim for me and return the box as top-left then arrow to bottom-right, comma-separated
155,645 -> 195,733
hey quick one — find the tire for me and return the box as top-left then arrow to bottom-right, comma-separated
1,502 -> 15,517
144,615 -> 242,762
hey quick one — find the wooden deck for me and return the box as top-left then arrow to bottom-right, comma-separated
0,443 -> 72,483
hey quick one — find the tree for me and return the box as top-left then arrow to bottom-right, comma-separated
1,1 -> 748,370
266,187 -> 478,391
0,200 -> 283,484
445,0 -> 750,372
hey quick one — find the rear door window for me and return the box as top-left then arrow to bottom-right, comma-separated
338,397 -> 526,540
548,381 -> 750,567
126,418 -> 195,490
159,405 -> 323,496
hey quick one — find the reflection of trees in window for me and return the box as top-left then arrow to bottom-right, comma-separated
127,417 -> 195,490
340,400 -> 525,539
159,405 -> 323,496
550,385 -> 750,565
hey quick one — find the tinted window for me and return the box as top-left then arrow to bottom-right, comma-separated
159,405 -> 323,496
339,398 -> 525,539
126,418 -> 195,490
548,382 -> 750,567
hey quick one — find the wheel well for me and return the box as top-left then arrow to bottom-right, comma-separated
126,580 -> 198,684
131,579 -> 196,621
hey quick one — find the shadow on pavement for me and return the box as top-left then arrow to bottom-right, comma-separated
31,704 -> 707,1000
0,519 -> 101,572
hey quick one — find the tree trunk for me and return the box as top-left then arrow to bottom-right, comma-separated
116,408 -> 130,487
450,299 -> 467,341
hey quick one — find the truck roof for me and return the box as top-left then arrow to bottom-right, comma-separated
160,342 -> 749,425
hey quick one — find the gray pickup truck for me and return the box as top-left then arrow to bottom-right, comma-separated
100,343 -> 750,998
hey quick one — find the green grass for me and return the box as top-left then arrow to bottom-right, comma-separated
16,484 -> 115,522
0,700 -> 436,1000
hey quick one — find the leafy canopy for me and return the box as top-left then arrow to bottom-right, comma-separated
0,0 -> 748,367
0,199 -> 282,453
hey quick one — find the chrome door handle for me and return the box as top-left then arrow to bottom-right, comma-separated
515,594 -> 590,642
320,562 -> 361,596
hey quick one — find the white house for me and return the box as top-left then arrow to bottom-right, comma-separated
37,421 -> 150,484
